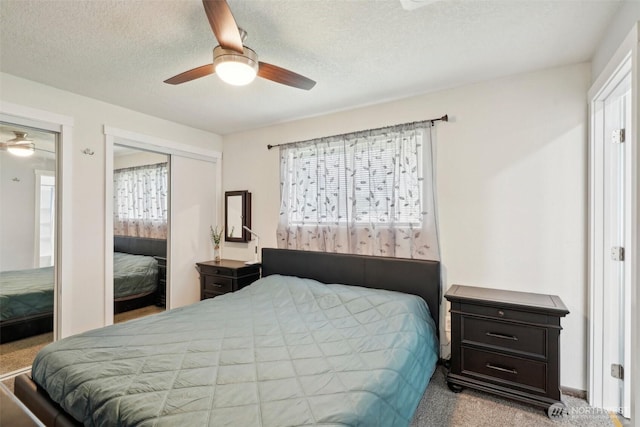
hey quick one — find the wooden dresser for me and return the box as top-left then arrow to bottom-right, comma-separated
196,259 -> 260,300
445,285 -> 569,413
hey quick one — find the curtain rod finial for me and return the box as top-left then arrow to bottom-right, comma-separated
441,115 -> 448,122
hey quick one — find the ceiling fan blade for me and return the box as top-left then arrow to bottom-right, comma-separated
202,0 -> 243,54
164,64 -> 214,85
258,62 -> 316,90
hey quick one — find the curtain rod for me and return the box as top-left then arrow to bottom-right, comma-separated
267,114 -> 448,150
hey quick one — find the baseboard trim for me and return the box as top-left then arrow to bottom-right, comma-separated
561,386 -> 587,400
439,358 -> 587,401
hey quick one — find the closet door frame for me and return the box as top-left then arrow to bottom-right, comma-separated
0,101 -> 74,342
103,125 -> 221,325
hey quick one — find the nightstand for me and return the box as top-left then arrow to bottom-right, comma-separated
445,285 -> 569,413
154,256 -> 167,307
196,259 -> 260,300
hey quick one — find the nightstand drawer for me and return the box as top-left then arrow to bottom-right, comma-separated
200,265 -> 234,277
461,347 -> 547,393
461,316 -> 547,358
460,303 -> 549,325
197,260 -> 261,302
203,275 -> 233,293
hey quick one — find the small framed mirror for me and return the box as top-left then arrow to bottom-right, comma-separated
225,190 -> 251,242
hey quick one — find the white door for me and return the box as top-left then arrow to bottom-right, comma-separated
169,155 -> 218,308
600,72 -> 631,418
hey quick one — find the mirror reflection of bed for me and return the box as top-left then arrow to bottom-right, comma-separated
112,146 -> 169,322
0,122 -> 58,379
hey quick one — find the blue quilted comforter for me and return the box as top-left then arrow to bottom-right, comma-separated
113,252 -> 158,299
0,267 -> 54,321
32,274 -> 438,426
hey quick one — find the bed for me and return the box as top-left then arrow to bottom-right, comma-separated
113,252 -> 158,299
0,267 -> 55,344
0,237 -> 166,344
15,248 -> 441,427
112,236 -> 166,313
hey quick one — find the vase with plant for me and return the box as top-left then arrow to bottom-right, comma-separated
210,225 -> 223,262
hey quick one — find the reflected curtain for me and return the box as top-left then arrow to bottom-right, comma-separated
277,121 -> 439,260
114,163 -> 168,239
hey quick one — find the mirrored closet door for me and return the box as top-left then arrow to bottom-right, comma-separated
112,145 -> 169,323
0,122 -> 58,378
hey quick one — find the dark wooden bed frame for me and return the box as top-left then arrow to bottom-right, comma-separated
0,237 -> 167,345
261,248 -> 441,331
0,313 -> 53,345
15,248 -> 441,427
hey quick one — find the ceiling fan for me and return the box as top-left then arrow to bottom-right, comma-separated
1,131 -> 35,157
164,0 -> 316,90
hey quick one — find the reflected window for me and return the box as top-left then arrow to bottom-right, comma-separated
36,171 -> 55,267
114,163 -> 168,239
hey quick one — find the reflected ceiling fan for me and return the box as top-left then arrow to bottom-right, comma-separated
164,0 -> 316,90
0,131 -> 55,157
1,132 -> 35,157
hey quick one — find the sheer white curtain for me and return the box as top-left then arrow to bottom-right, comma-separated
114,163 -> 168,239
277,122 -> 439,260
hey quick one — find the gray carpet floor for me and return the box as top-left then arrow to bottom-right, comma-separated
412,365 -> 627,426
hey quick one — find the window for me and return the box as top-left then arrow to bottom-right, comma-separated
282,135 -> 423,226
277,122 -> 439,260
35,170 -> 55,267
113,163 -> 168,239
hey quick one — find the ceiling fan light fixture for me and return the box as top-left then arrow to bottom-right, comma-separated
7,143 -> 35,157
213,46 -> 258,86
5,132 -> 35,157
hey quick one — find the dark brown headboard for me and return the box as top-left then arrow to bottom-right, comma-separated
114,236 -> 167,258
261,248 -> 441,331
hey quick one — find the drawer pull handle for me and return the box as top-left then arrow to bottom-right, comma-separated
497,310 -> 505,316
210,283 -> 223,288
486,332 -> 518,341
486,363 -> 517,375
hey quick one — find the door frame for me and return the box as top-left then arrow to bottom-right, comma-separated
103,126 -> 222,325
587,25 -> 638,420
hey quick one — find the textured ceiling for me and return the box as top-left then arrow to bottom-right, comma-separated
0,0 -> 621,135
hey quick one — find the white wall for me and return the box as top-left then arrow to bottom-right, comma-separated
0,152 -> 55,270
222,62 -> 590,390
113,150 -> 167,170
0,72 -> 222,337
